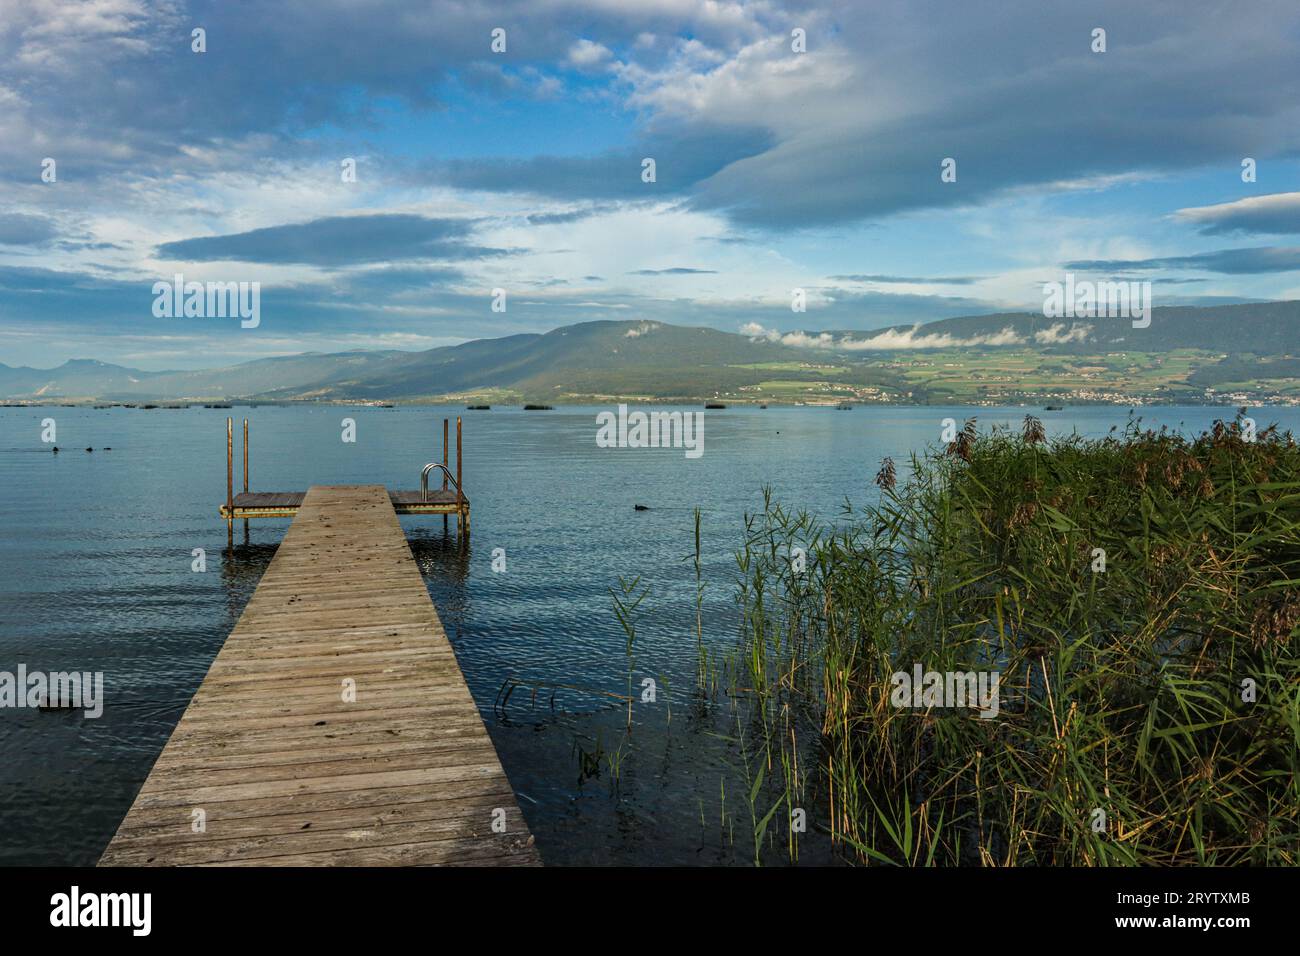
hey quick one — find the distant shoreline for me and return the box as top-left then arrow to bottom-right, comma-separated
4,397 -> 1298,409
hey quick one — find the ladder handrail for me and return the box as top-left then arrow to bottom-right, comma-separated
420,462 -> 465,502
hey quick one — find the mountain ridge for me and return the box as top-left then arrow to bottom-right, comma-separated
3,301 -> 1297,404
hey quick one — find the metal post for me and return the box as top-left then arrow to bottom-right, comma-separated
456,416 -> 464,541
226,417 -> 233,547
442,418 -> 449,533
242,418 -> 249,542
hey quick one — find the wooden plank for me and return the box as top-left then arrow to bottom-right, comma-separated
226,490 -> 466,510
230,491 -> 306,508
101,484 -> 537,867
389,490 -> 464,506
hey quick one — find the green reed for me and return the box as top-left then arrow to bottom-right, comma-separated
727,412 -> 1300,865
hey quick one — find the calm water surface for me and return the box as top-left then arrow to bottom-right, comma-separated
2,403 -> 1295,865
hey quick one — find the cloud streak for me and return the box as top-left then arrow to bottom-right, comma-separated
156,214 -> 508,266
741,322 -> 1032,350
0,213 -> 57,245
828,274 -> 983,285
1174,193 -> 1300,236
1064,247 -> 1300,275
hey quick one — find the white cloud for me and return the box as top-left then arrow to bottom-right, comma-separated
741,322 -> 835,348
568,38 -> 612,69
1033,322 -> 1091,344
840,326 -> 1025,350
2,0 -> 174,69
743,321 -> 1028,350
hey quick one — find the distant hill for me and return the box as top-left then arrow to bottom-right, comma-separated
0,359 -> 167,398
290,321 -> 805,400
0,320 -> 808,402
830,301 -> 1300,355
2,301 -> 1297,403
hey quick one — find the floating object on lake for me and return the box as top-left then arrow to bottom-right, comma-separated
705,402 -> 726,409
523,404 -> 553,410
634,504 -> 649,511
467,405 -> 491,410
1045,405 -> 1064,411
837,402 -> 853,410
85,447 -> 93,452
51,446 -> 59,453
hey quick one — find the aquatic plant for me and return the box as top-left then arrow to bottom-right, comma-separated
730,412 -> 1300,865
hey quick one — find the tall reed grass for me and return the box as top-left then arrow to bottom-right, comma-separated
731,413 -> 1300,865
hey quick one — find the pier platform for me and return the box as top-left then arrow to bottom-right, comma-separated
220,489 -> 466,520
219,415 -> 470,542
99,484 -> 537,866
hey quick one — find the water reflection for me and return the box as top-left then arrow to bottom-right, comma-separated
406,527 -> 472,584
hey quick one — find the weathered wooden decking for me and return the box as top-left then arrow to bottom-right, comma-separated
100,484 -> 537,866
222,489 -> 467,519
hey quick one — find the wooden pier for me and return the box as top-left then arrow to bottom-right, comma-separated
220,416 -> 470,543
99,484 -> 537,866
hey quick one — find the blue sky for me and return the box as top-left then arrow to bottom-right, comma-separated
1,0 -> 1299,369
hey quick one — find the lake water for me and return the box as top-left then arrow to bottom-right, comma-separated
2,402 -> 1296,866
